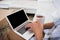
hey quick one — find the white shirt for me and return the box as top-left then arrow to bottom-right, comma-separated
30,0 -> 60,40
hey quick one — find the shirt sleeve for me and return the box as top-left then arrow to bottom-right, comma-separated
54,18 -> 60,27
51,25 -> 60,38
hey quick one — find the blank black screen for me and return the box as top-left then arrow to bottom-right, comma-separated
7,10 -> 28,29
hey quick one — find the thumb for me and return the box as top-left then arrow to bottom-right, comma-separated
36,19 -> 43,25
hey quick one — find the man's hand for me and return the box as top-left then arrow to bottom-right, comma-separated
26,20 -> 43,40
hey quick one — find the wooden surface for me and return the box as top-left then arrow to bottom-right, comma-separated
0,8 -> 20,21
0,9 -> 25,40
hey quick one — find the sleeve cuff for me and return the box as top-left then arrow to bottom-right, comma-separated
54,18 -> 60,27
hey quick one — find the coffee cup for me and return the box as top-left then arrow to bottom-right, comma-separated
37,15 -> 45,23
33,15 -> 45,24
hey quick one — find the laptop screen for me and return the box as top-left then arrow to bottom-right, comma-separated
7,10 -> 28,29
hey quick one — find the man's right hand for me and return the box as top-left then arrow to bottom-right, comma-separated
25,20 -> 43,40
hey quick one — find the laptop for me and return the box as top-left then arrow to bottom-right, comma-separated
6,9 -> 34,40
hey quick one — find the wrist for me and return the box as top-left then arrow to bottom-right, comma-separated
35,30 -> 43,35
35,31 -> 43,40
34,28 -> 43,34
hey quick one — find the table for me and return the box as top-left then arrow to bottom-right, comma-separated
0,9 -> 25,40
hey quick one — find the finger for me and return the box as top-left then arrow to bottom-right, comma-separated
36,19 -> 41,23
28,29 -> 32,32
36,20 -> 41,24
32,22 -> 37,26
25,23 -> 32,28
36,19 -> 43,26
25,23 -> 31,27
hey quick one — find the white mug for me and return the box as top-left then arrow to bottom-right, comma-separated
33,15 -> 45,24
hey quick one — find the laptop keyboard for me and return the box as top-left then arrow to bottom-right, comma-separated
17,22 -> 31,35
17,26 -> 28,35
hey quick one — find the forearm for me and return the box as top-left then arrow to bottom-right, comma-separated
44,22 -> 54,29
35,30 -> 43,40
